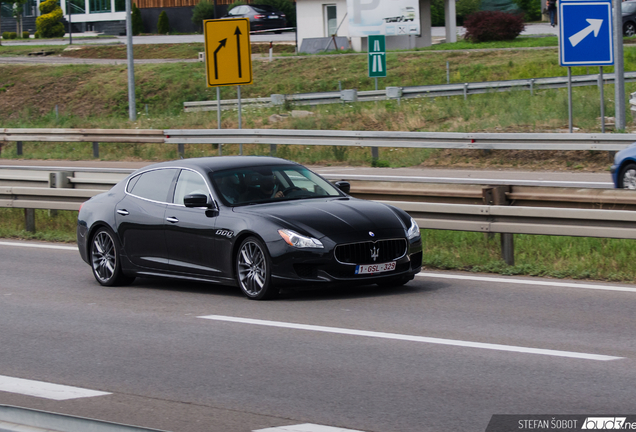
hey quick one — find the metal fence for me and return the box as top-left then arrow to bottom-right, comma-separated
2,129 -> 636,159
183,71 -> 636,112
3,166 -> 636,265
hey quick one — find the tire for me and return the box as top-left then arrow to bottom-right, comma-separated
625,22 -> 636,37
236,237 -> 278,300
618,163 -> 636,189
90,227 -> 135,286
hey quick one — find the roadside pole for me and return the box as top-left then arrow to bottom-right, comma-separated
613,0 -> 625,131
125,0 -> 136,121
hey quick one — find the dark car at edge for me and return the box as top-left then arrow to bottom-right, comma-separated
223,4 -> 287,32
77,157 -> 423,300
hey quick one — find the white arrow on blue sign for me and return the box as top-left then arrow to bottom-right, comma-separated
559,0 -> 614,66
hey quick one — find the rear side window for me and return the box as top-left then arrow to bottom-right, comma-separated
126,168 -> 177,203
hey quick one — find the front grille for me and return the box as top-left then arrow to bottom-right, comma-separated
334,238 -> 407,265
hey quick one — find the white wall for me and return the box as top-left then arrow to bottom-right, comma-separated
296,0 -> 354,48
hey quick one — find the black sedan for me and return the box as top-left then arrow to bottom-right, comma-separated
77,157 -> 423,300
223,4 -> 287,32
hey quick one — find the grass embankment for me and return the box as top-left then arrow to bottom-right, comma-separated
1,38 -> 636,283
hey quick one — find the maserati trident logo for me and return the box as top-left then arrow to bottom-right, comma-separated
370,246 -> 379,262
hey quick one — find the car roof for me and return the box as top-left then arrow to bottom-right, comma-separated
133,156 -> 299,175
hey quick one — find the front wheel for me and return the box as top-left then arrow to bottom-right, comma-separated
236,237 -> 278,300
625,22 -> 636,37
90,227 -> 135,286
618,163 -> 636,189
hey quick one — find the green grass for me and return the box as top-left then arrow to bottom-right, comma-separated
422,230 -> 636,282
0,209 -> 78,243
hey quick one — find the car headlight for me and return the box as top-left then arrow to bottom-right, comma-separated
407,218 -> 421,240
278,229 -> 324,248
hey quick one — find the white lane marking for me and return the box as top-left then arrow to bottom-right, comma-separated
254,424 -> 365,432
418,272 -> 636,293
198,315 -> 622,361
0,241 -> 77,251
0,375 -> 111,400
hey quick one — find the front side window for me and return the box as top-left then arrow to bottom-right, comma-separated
127,168 -> 177,203
210,165 -> 342,206
173,169 -> 210,205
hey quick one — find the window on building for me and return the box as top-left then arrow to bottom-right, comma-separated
68,0 -> 86,14
89,0 -> 111,13
115,0 -> 125,12
324,5 -> 337,37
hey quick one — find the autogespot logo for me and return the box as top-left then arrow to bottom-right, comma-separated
582,418 -> 628,429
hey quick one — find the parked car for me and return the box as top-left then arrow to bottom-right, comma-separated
77,157 -> 423,300
623,0 -> 636,36
223,4 -> 287,32
611,143 -> 636,188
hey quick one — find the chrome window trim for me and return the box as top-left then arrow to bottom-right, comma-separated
124,167 -> 217,207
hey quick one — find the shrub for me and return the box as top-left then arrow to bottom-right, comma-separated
7,32 -> 17,39
157,10 -> 169,34
132,2 -> 144,35
22,31 -> 30,39
463,10 -> 525,42
1,32 -> 9,40
36,0 -> 66,38
34,32 -> 41,38
191,0 -> 215,32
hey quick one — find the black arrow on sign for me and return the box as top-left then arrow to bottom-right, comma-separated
213,38 -> 227,80
235,26 -> 242,78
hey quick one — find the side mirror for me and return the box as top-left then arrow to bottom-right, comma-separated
334,181 -> 351,194
184,193 -> 211,208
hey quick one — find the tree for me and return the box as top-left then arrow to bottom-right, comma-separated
512,0 -> 541,21
11,0 -> 27,37
131,2 -> 143,35
157,10 -> 169,34
36,0 -> 65,38
191,0 -> 215,33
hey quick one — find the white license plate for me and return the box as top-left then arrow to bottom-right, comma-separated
355,261 -> 396,275
269,15 -> 279,18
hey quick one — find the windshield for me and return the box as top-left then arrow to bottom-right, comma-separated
623,2 -> 636,13
210,165 -> 343,206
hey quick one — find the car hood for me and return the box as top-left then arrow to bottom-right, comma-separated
234,198 -> 408,240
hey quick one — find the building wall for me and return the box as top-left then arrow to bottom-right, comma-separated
296,0 -> 352,48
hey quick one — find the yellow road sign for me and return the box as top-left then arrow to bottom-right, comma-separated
203,18 -> 253,87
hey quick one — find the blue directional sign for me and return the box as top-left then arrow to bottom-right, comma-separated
559,0 -> 614,66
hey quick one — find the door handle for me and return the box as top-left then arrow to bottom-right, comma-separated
116,209 -> 129,216
166,216 -> 179,223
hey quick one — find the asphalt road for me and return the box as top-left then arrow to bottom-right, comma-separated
0,240 -> 635,432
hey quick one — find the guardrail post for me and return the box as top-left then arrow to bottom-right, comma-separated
483,186 -> 514,266
530,79 -> 534,96
48,171 -> 73,218
341,89 -> 358,104
463,83 -> 468,100
270,144 -> 277,156
371,147 -> 379,164
178,143 -> 185,158
17,141 -> 23,156
25,209 -> 35,233
92,142 -> 99,158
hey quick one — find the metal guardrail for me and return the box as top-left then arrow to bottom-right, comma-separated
164,129 -> 636,151
0,405 -> 169,432
183,71 -> 636,111
3,166 -> 636,265
2,128 -> 636,155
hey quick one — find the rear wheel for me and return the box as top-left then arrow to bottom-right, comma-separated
236,237 -> 278,300
90,227 -> 135,286
618,163 -> 636,189
625,22 -> 636,37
